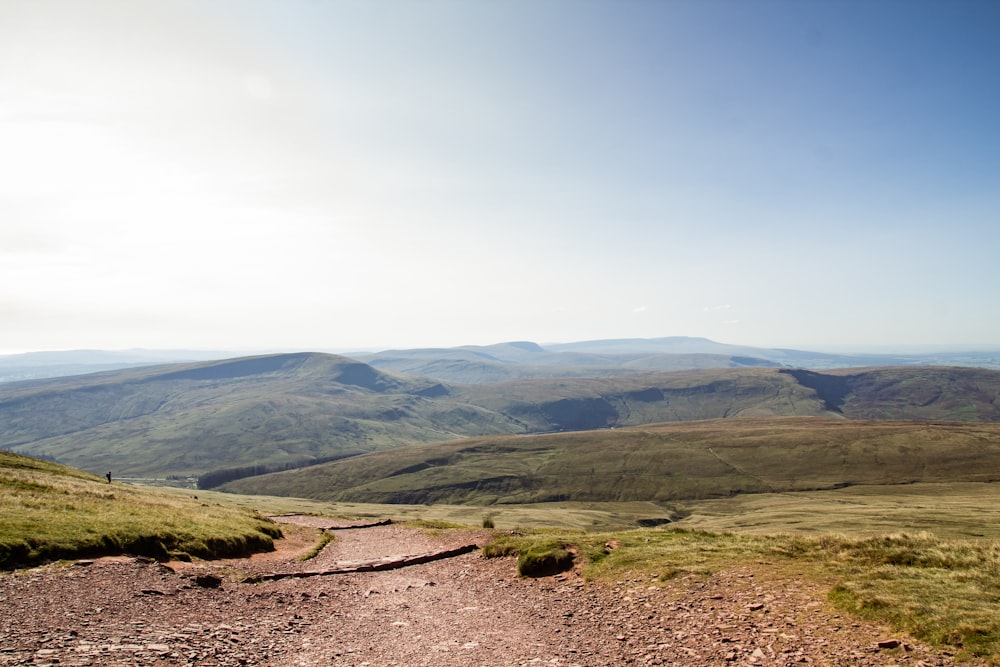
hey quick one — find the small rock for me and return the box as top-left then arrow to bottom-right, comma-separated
878,639 -> 902,650
747,603 -> 765,611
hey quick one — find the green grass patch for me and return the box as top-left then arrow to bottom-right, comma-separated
298,530 -> 335,562
824,533 -> 1000,660
482,532 -> 578,577
0,451 -> 282,569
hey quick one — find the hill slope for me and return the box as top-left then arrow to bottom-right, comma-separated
2,354 -> 999,480
222,417 -> 1000,504
0,353 -> 516,478
0,450 -> 280,568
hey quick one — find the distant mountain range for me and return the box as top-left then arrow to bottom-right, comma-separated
357,337 -> 1000,382
1,351 -> 999,484
0,349 -> 236,383
2,337 -> 999,384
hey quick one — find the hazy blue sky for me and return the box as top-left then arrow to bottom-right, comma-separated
2,0 -> 998,353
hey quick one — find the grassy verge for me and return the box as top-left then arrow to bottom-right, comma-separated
0,451 -> 282,569
484,528 -> 1000,662
298,530 -> 335,562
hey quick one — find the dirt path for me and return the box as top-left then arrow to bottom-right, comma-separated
0,517 -> 967,666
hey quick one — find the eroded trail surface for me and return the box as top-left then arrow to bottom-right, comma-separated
0,516 -> 967,666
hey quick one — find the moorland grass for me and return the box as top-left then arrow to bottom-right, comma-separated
0,451 -> 282,569
222,418 -> 1000,505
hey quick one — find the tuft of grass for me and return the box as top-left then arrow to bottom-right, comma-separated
298,530 -> 335,562
0,451 -> 281,569
517,542 -> 575,577
483,531 -> 583,577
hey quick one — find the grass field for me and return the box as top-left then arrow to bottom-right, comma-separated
175,480 -> 1000,538
676,481 -> 1000,539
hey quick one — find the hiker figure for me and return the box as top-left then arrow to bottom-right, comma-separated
106,471 -> 112,484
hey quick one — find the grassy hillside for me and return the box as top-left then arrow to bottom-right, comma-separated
455,366 -> 1000,430
0,353 -> 519,477
2,354 -> 999,480
222,417 -> 1000,503
0,450 -> 281,569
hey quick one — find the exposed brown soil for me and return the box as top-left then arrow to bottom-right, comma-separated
0,516 -> 970,666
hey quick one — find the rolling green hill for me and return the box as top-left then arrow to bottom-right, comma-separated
1,352 -> 998,480
0,353 -> 518,478
221,417 -> 1000,504
455,365 -> 1000,430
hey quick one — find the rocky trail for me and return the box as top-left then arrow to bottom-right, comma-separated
0,515 -> 967,666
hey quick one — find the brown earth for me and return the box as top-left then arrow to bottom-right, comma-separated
0,516 -> 970,666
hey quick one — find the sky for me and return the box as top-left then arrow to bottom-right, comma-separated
1,0 -> 998,354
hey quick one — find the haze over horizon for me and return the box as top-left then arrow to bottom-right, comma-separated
2,0 -> 998,354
